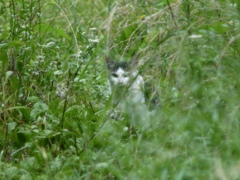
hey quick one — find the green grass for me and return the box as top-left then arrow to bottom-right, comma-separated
1,0 -> 240,179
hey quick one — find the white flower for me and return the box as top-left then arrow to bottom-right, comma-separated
76,50 -> 82,58
123,127 -> 129,131
56,83 -> 68,98
88,39 -> 99,43
46,42 -> 55,47
36,55 -> 45,59
188,34 -> 202,39
89,27 -> 97,31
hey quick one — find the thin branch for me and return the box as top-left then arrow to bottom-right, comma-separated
166,0 -> 178,28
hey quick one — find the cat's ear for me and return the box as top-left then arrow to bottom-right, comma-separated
130,53 -> 141,67
106,57 -> 114,70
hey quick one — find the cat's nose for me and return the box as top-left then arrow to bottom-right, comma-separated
118,80 -> 123,84
118,79 -> 124,85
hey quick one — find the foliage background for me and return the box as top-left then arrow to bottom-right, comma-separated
1,0 -> 240,179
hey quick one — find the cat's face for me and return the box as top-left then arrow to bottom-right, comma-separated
107,61 -> 131,86
111,67 -> 130,86
106,58 -> 146,105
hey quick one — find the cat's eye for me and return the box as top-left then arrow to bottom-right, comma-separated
112,73 -> 118,78
123,73 -> 129,77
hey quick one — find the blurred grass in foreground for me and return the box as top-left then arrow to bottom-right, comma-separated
0,0 -> 240,179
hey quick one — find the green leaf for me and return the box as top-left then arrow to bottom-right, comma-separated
8,122 -> 17,132
54,70 -> 64,75
19,174 -> 33,180
6,106 -> 28,111
0,51 -> 8,72
200,22 -> 230,34
27,96 -> 41,103
5,71 -> 13,79
65,105 -> 85,117
54,28 -> 71,41
5,167 -> 18,179
0,43 -> 7,47
34,23 -> 70,40
7,40 -> 24,48
30,102 -> 49,120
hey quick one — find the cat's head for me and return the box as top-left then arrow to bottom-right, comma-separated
106,59 -> 131,86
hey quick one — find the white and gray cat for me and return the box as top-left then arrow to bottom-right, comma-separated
107,60 -> 145,104
106,57 -> 159,122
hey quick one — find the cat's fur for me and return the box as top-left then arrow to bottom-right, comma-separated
107,59 -> 145,106
106,57 -> 154,123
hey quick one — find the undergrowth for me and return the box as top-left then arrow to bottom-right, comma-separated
1,0 -> 240,179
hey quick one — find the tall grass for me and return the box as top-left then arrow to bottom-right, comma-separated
1,0 -> 240,179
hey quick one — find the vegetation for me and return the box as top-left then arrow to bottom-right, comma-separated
1,0 -> 240,179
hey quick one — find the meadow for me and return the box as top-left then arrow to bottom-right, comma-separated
1,0 -> 240,179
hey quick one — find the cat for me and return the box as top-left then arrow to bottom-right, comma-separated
106,58 -> 145,106
106,57 -> 158,123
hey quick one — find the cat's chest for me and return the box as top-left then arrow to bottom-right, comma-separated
127,75 -> 145,103
109,74 -> 145,104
